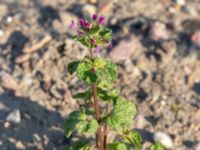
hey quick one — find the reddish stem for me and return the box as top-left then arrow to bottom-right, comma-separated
90,49 -> 104,150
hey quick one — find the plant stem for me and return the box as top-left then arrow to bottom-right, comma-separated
92,84 -> 104,150
103,103 -> 109,149
90,49 -> 104,150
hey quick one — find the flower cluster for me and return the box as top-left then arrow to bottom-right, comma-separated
69,14 -> 112,54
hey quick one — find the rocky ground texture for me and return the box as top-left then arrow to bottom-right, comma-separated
0,0 -> 200,149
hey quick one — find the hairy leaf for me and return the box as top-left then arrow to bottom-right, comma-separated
108,142 -> 135,150
94,57 -> 107,69
76,59 -> 97,84
97,87 -> 118,101
65,139 -> 90,150
107,96 -> 137,130
150,142 -> 164,150
65,109 -> 98,138
124,130 -> 143,150
95,58 -> 117,84
67,61 -> 80,75
73,88 -> 92,101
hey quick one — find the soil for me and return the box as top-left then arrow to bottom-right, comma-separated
0,0 -> 200,150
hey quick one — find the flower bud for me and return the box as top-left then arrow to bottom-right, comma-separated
98,16 -> 105,25
89,38 -> 95,45
85,21 -> 90,29
92,14 -> 97,21
79,18 -> 85,27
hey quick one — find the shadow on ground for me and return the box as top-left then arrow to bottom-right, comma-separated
0,91 -> 66,149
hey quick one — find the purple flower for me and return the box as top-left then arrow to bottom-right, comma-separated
98,16 -> 105,25
94,45 -> 101,54
107,41 -> 112,48
69,20 -> 77,31
89,38 -> 95,45
92,14 -> 97,21
79,18 -> 85,27
85,21 -> 90,29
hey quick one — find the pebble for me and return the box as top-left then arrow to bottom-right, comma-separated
16,141 -> 25,149
6,109 -> 21,124
150,21 -> 169,41
176,0 -> 186,6
196,143 -> 200,150
0,102 -> 9,111
109,37 -> 134,62
153,132 -> 173,149
0,72 -> 18,90
3,121 -> 10,128
88,0 -> 97,4
0,4 -> 7,17
0,29 -> 4,36
82,4 -> 96,19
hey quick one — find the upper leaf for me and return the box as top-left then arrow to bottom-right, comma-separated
65,108 -> 98,138
106,96 -> 137,130
95,58 -> 117,84
76,59 -> 97,84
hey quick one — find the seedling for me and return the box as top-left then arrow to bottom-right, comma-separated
65,14 -> 164,150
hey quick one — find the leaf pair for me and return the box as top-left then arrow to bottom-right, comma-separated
64,108 -> 98,138
67,58 -> 117,85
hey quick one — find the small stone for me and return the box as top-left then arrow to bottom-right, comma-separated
176,0 -> 186,6
82,4 -> 97,19
33,133 -> 41,141
196,143 -> 200,150
0,4 -> 7,17
109,37 -> 134,62
134,114 -> 148,129
0,72 -> 18,90
6,16 -> 13,23
150,22 -> 169,41
0,30 -> 4,36
50,84 -> 64,100
0,102 -> 9,111
6,109 -> 21,124
4,121 -> 10,128
88,0 -> 97,4
16,141 -> 25,149
191,31 -> 200,45
153,132 -> 173,149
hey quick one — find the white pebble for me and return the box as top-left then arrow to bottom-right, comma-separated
153,132 -> 173,149
6,109 -> 21,124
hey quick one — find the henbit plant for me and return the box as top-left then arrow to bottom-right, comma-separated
65,15 -> 164,150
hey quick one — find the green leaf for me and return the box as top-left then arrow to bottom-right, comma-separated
65,139 -> 90,150
124,130 -> 143,150
106,96 -> 137,130
108,142 -> 135,150
95,59 -> 117,84
97,87 -> 118,101
73,88 -> 92,101
150,142 -> 165,150
77,36 -> 90,47
90,25 -> 100,35
94,57 -> 107,69
99,28 -> 111,36
76,59 -> 97,84
67,61 -> 80,74
65,108 -> 98,138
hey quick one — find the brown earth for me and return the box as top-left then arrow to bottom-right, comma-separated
0,0 -> 200,149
